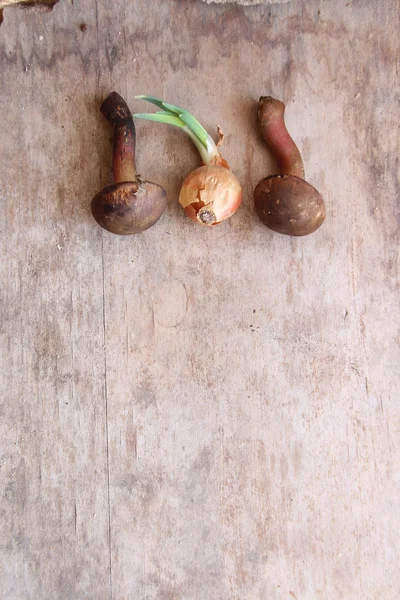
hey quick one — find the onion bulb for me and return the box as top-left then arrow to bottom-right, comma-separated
134,96 -> 242,226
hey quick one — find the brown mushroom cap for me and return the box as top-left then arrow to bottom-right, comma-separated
91,180 -> 167,235
254,174 -> 326,236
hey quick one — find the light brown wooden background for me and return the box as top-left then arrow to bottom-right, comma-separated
0,0 -> 399,598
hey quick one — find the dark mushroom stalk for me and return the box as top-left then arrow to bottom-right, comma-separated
254,96 -> 326,236
91,92 -> 167,235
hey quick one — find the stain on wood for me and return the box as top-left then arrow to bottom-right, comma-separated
0,0 -> 399,598
0,0 -> 59,27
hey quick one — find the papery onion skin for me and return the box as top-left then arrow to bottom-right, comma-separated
179,165 -> 242,226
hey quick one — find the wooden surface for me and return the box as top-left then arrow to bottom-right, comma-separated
0,0 -> 399,598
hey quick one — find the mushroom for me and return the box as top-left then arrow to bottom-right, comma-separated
91,92 -> 167,235
254,96 -> 326,236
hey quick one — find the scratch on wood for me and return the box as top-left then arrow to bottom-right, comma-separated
101,236 -> 113,599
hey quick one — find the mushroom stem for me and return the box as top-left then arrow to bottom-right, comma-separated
101,92 -> 137,183
258,96 -> 305,179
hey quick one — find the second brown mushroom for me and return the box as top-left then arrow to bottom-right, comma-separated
254,96 -> 326,236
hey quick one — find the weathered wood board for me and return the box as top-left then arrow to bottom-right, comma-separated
0,0 -> 399,598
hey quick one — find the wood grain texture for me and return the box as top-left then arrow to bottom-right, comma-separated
0,0 -> 399,598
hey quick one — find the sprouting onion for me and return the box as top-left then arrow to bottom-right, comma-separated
134,96 -> 242,226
